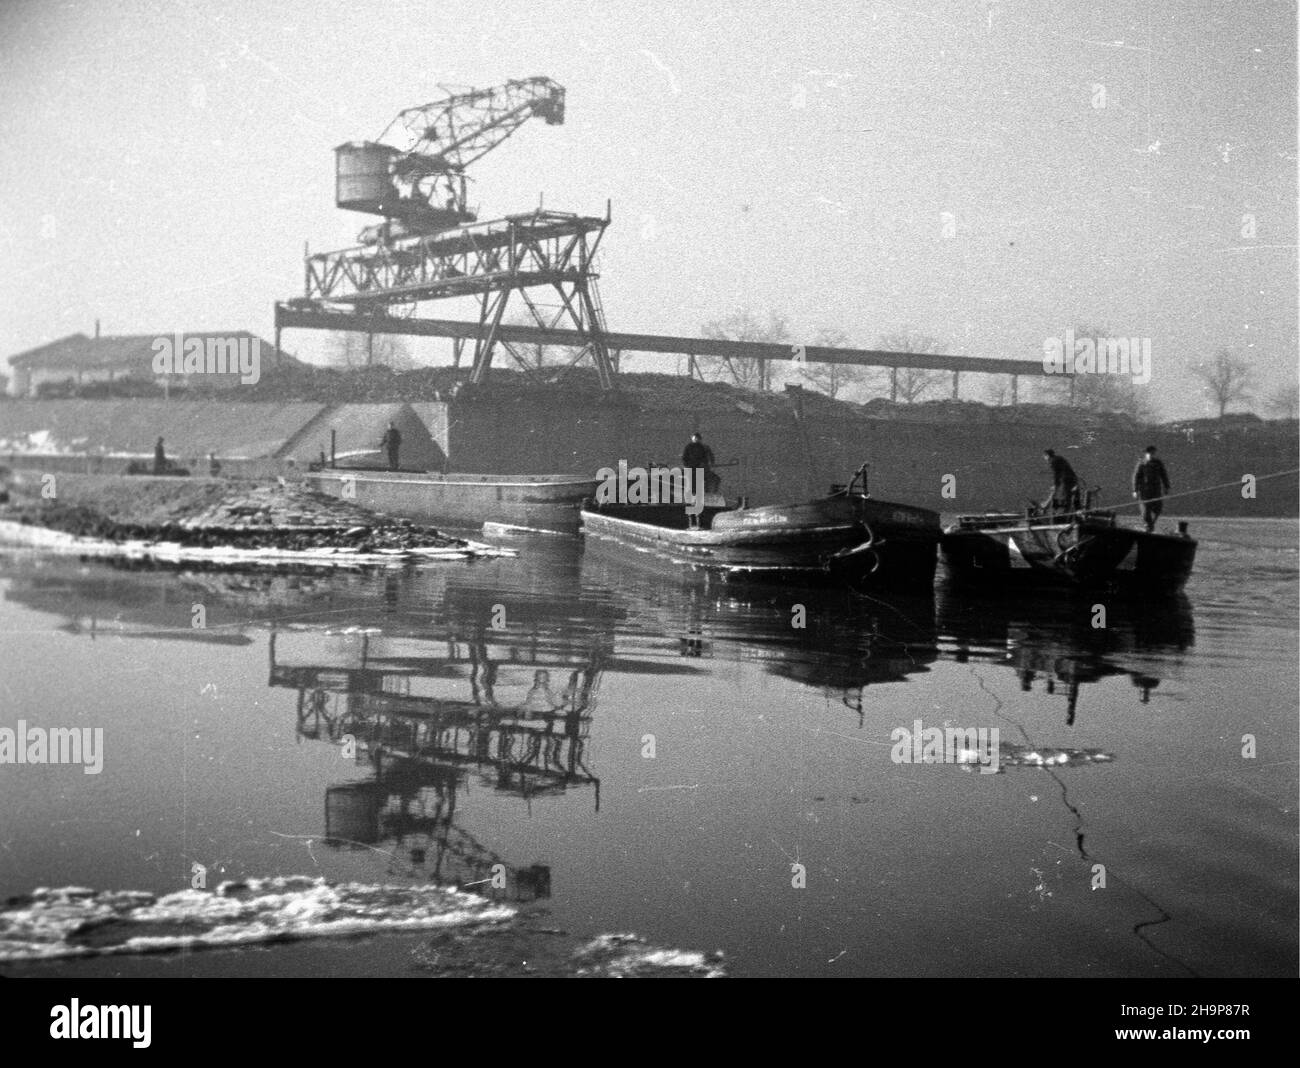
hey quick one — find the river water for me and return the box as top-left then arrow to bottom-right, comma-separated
0,517 -> 1295,977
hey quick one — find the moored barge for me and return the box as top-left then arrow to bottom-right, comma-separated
940,506 -> 1197,594
580,465 -> 940,589
308,468 -> 598,534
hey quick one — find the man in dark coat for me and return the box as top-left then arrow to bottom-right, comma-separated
1132,445 -> 1171,532
1043,448 -> 1079,515
682,431 -> 718,492
153,437 -> 167,475
379,421 -> 402,471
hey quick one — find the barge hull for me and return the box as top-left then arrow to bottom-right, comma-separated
308,470 -> 597,534
940,518 -> 1197,593
581,497 -> 939,590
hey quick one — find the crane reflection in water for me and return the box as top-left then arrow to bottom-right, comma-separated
269,582 -> 620,903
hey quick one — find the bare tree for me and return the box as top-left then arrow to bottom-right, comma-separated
878,332 -> 944,403
1193,348 -> 1255,418
699,309 -> 790,391
983,377 -> 1011,406
1036,322 -> 1102,407
1266,380 -> 1299,420
326,331 -> 415,370
1035,324 -> 1152,420
797,327 -> 869,399
1072,371 -> 1153,421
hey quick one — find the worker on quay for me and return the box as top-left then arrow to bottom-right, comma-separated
1132,444 -> 1171,532
682,431 -> 719,493
1042,448 -> 1079,517
153,437 -> 168,475
379,421 -> 402,472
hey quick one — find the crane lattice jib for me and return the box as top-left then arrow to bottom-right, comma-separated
381,76 -> 565,181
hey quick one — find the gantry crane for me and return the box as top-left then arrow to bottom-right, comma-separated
277,77 -> 1056,393
298,75 -> 616,386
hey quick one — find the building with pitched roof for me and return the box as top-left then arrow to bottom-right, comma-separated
6,330 -> 298,396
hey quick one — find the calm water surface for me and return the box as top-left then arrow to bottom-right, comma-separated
1,518 -> 1295,976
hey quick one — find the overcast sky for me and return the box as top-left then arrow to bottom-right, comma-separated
1,0 -> 1295,417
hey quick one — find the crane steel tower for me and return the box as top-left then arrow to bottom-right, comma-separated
295,76 -> 616,387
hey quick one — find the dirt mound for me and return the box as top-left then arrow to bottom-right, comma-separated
0,473 -> 463,552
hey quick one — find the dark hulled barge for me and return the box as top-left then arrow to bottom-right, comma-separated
940,506 -> 1197,594
580,465 -> 940,589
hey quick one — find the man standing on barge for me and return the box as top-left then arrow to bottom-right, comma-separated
1043,448 -> 1079,516
1132,444 -> 1171,532
380,421 -> 402,472
682,431 -> 718,493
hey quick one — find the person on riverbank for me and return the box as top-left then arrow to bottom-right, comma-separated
682,431 -> 718,492
1043,448 -> 1079,515
379,421 -> 402,471
1132,445 -> 1171,532
153,437 -> 167,475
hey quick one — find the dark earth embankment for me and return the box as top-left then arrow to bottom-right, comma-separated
4,368 -> 1296,515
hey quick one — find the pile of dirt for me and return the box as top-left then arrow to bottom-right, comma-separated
0,473 -> 464,552
242,363 -> 849,420
240,362 -> 469,405
3,475 -> 233,527
231,364 -> 1168,432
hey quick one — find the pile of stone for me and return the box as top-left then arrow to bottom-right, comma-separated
0,475 -> 499,564
168,483 -> 447,549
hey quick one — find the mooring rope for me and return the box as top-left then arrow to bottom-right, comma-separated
1045,466 -> 1300,523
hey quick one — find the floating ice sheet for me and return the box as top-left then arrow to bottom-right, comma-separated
0,876 -> 513,962
0,876 -> 726,976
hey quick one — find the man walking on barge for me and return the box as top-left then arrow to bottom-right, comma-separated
1132,444 -> 1171,532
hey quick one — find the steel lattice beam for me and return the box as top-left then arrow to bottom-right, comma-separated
301,208 -> 616,387
275,303 -> 1058,377
305,210 -> 607,305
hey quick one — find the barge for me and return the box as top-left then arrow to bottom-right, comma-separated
580,465 -> 940,589
940,506 -> 1197,594
308,468 -> 598,534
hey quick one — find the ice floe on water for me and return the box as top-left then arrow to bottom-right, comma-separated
966,744 -> 1115,772
0,876 -> 513,962
572,933 -> 727,978
410,928 -> 727,978
0,877 -> 726,976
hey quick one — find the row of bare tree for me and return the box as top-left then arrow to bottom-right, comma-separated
693,311 -> 1297,420
694,309 -> 944,403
